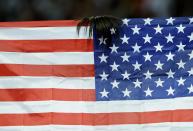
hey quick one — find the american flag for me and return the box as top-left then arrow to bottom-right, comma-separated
0,17 -> 193,131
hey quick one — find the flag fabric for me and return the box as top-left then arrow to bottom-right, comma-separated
0,17 -> 193,131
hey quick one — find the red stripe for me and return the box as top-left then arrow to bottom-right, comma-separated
0,64 -> 94,77
0,110 -> 193,126
0,89 -> 95,101
0,39 -> 93,52
0,20 -> 79,27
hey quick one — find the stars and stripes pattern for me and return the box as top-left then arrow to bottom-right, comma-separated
0,18 -> 193,131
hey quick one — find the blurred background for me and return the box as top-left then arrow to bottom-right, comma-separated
0,0 -> 193,22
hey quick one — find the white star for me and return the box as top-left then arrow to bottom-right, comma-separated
177,60 -> 185,69
109,44 -> 119,53
131,25 -> 141,34
144,70 -> 153,79
100,88 -> 109,98
110,28 -> 116,34
122,18 -> 130,26
144,18 -> 153,25
98,36 -> 107,45
188,84 -> 193,94
166,69 -> 175,78
132,61 -> 142,70
121,71 -> 131,80
133,79 -> 142,88
143,52 -> 153,62
166,17 -> 175,25
166,86 -> 175,96
165,33 -> 174,43
99,53 -> 108,63
110,62 -> 119,71
154,24 -> 163,34
155,60 -> 164,70
189,17 -> 193,24
144,87 -> 153,97
188,50 -> 193,60
155,78 -> 164,87
120,34 -> 129,44
154,43 -> 163,52
111,80 -> 120,89
143,34 -> 152,44
176,42 -> 186,51
132,43 -> 141,53
99,71 -> 109,80
165,52 -> 175,61
121,52 -> 130,62
188,68 -> 193,76
177,77 -> 186,86
122,88 -> 132,97
188,33 -> 193,42
176,24 -> 185,33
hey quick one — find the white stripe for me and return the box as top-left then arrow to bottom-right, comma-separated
0,76 -> 95,89
1,123 -> 193,131
0,52 -> 94,65
0,97 -> 193,113
0,27 -> 90,40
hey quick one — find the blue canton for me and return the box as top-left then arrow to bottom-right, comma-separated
94,17 -> 193,101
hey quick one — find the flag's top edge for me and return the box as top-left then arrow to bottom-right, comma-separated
0,17 -> 192,27
0,20 -> 79,27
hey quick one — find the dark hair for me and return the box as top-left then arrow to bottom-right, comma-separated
77,15 -> 122,45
